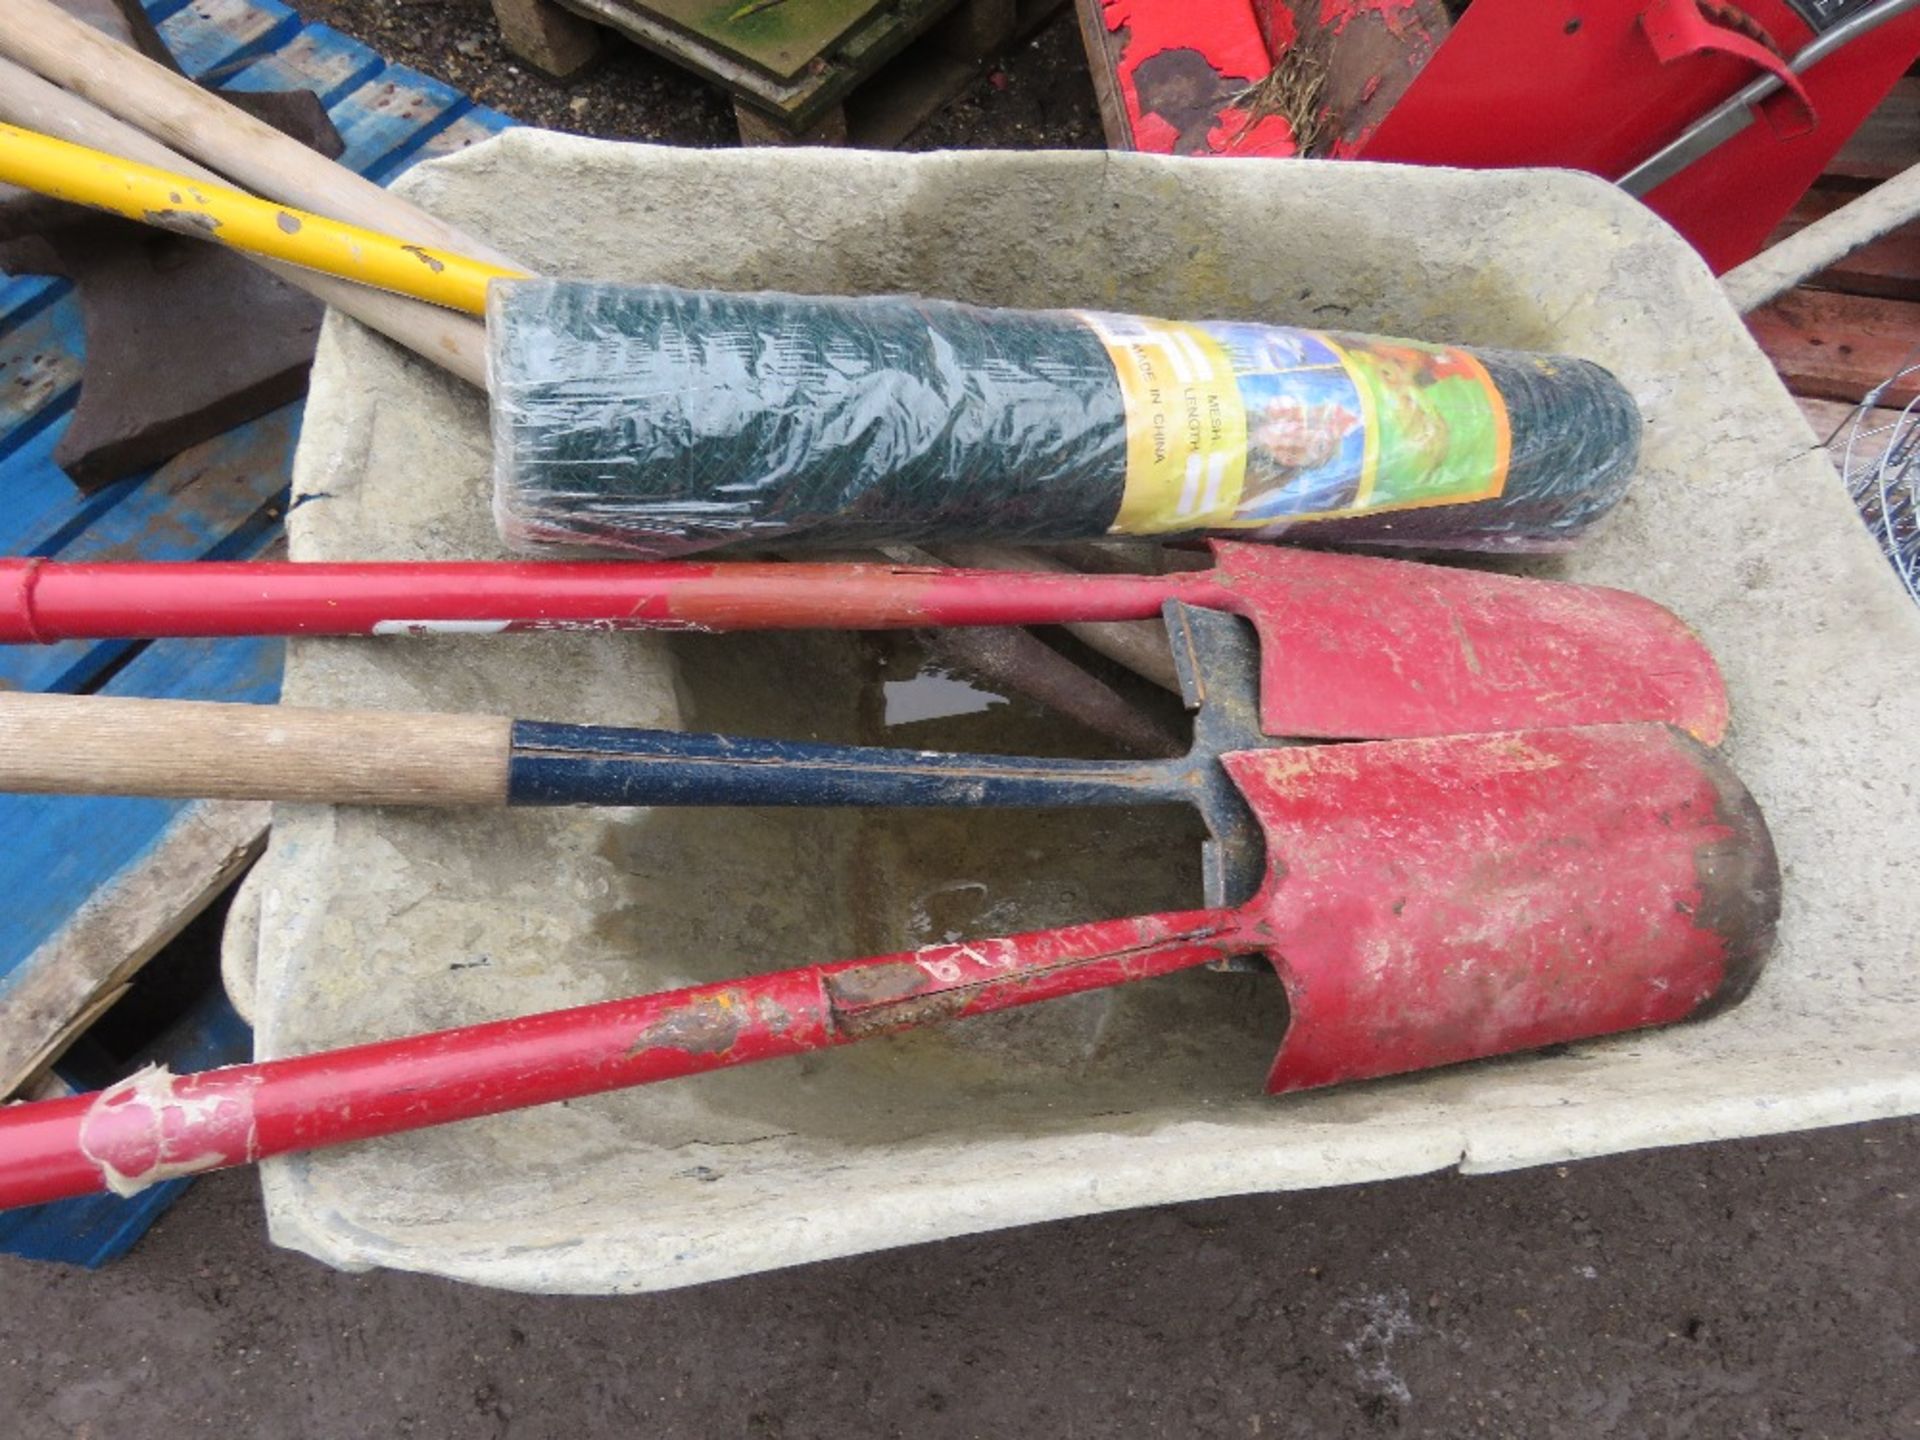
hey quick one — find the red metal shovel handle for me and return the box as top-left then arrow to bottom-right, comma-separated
0,912 -> 1236,1211
0,554 -> 1198,642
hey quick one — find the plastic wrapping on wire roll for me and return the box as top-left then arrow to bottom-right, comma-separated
488,281 -> 1643,558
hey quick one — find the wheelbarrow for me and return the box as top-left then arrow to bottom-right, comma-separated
157,134 -> 1909,1297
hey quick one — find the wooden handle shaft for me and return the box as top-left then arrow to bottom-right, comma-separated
0,56 -> 490,385
0,694 -> 511,806
0,0 -> 522,270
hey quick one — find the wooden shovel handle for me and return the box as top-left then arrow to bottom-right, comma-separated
0,0 -> 522,270
0,56 -> 491,387
0,693 -> 509,806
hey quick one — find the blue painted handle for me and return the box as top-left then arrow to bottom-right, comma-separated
507,721 -> 1179,808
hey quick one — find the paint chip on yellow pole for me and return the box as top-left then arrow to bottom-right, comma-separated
0,121 -> 524,315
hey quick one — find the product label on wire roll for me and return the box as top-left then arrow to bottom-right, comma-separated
1078,312 -> 1513,535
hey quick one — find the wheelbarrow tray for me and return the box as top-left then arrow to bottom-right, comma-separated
225,133 -> 1920,1294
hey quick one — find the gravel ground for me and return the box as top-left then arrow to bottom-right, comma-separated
1,3 -> 1914,1436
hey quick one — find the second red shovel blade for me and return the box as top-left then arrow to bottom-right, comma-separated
1210,544 -> 1731,744
1227,724 -> 1777,1093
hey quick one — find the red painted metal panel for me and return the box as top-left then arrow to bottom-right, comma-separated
1086,0 -> 1920,270
1352,0 -> 1920,272
1362,0 -> 1808,176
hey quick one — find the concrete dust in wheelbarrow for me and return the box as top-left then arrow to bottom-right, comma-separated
222,133 -> 1920,1293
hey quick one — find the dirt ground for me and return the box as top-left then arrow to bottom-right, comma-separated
2,1121 -> 1914,1437
1,2 -> 1915,1435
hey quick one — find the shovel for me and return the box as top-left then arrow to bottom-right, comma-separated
1,595 -> 1727,911
0,541 -> 1730,744
0,720 -> 1779,1211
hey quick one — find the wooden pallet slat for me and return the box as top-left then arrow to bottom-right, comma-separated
1747,288 -> 1920,408
0,297 -> 86,431
322,67 -> 478,181
212,21 -> 388,107
53,408 -> 297,565
1796,395 -> 1913,477
529,0 -> 1029,139
619,0 -> 889,82
0,800 -> 271,1100
141,0 -> 204,24
409,105 -> 518,165
0,303 -> 181,568
0,408 -> 297,699
156,0 -> 301,80
0,429 -> 126,564
0,275 -> 66,329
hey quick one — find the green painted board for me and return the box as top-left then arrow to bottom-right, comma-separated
612,0 -> 894,81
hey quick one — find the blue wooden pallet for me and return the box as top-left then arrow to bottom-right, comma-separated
0,0 -> 513,1266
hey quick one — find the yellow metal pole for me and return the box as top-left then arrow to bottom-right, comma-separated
0,121 -> 524,315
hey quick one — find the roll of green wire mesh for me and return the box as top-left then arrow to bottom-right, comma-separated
488,281 -> 1641,558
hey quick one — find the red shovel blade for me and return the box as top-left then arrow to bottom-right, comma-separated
1224,724 -> 1777,1093
1208,544 -> 1731,745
